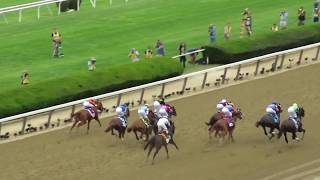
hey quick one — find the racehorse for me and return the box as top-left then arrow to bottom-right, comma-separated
127,110 -> 157,141
278,107 -> 305,143
105,106 -> 130,141
153,104 -> 177,135
70,101 -> 105,134
144,134 -> 179,164
207,109 -> 243,139
208,110 -> 243,142
256,106 -> 283,139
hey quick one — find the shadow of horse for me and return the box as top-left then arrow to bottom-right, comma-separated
127,110 -> 157,141
278,107 -> 306,143
105,106 -> 130,141
69,101 -> 105,134
144,134 -> 179,164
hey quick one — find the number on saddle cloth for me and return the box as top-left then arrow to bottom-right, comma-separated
85,108 -> 95,118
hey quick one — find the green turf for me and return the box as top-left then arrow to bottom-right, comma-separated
0,0 -> 315,94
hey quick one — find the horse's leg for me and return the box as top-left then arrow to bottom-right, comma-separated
147,144 -> 154,159
262,126 -> 268,136
229,128 -> 235,143
133,130 -> 139,141
87,120 -> 91,134
95,118 -> 102,127
284,131 -> 289,143
70,120 -> 77,133
169,139 -> 179,150
164,144 -> 169,159
293,132 -> 300,141
301,128 -> 306,140
269,127 -> 275,140
152,146 -> 161,164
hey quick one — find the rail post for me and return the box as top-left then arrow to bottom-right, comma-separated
313,46 -> 320,61
139,88 -> 145,105
201,72 -> 208,89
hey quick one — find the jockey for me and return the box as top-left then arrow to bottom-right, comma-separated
219,99 -> 228,106
138,104 -> 150,127
266,102 -> 280,124
288,105 -> 299,130
83,98 -> 97,117
272,101 -> 282,114
153,100 -> 162,119
116,104 -> 128,128
157,108 -> 171,143
292,103 -> 300,119
222,107 -> 234,127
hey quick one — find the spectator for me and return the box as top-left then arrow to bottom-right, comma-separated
128,48 -> 140,62
88,57 -> 96,71
155,40 -> 165,56
279,10 -> 289,29
298,7 -> 306,26
242,8 -> 251,19
51,28 -> 62,58
178,42 -> 187,68
21,70 -> 29,85
224,23 -> 232,40
271,24 -> 279,32
187,48 -> 199,64
313,7 -> 320,22
144,47 -> 153,59
208,24 -> 217,43
245,17 -> 253,36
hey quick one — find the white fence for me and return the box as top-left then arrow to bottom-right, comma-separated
0,42 -> 320,138
0,0 -> 97,23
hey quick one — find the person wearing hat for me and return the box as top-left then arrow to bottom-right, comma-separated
21,70 -> 30,85
138,103 -> 150,127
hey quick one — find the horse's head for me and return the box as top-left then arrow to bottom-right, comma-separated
96,101 -> 105,113
125,106 -> 130,117
233,108 -> 243,121
148,110 -> 157,124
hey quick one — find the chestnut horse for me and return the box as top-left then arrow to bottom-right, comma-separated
70,101 -> 105,134
208,110 -> 243,142
127,110 -> 157,141
144,134 -> 179,164
278,107 -> 305,143
105,106 -> 130,141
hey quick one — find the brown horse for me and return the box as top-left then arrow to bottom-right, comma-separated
208,110 -> 243,142
127,110 -> 157,141
205,109 -> 242,129
278,107 -> 305,143
105,106 -> 130,141
70,101 -> 105,134
144,134 -> 179,164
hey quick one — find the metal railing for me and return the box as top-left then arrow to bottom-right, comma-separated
0,42 -> 319,137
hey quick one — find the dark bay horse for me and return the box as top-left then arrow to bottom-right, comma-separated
208,110 -> 243,142
105,106 -> 130,141
256,106 -> 283,139
127,110 -> 157,141
153,104 -> 177,135
207,110 -> 243,139
70,101 -> 105,134
278,107 -> 305,143
144,134 -> 179,164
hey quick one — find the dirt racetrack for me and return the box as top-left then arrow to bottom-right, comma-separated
1,63 -> 320,180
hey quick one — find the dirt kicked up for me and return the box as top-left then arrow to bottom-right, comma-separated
1,63 -> 320,180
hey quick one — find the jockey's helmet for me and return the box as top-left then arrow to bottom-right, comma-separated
216,103 -> 224,110
220,99 -> 227,104
272,100 -> 278,105
88,98 -> 96,104
116,107 -> 122,114
293,103 -> 298,110
153,101 -> 161,108
144,104 -> 149,107
288,106 -> 295,114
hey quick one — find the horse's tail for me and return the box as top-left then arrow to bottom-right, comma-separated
144,136 -> 155,151
205,122 -> 210,126
255,121 -> 261,128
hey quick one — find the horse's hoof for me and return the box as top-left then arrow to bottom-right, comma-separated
295,138 -> 300,141
271,131 -> 277,135
121,138 -> 124,141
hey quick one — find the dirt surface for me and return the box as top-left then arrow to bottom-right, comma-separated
1,63 -> 320,180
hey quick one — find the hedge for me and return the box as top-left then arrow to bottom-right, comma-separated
57,0 -> 82,12
0,58 -> 183,118
202,24 -> 320,64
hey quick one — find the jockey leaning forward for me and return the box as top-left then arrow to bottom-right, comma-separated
83,98 -> 97,118
157,108 -> 171,143
288,103 -> 301,130
266,101 -> 281,124
116,103 -> 128,128
138,103 -> 150,127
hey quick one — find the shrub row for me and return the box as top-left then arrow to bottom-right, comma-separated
57,0 -> 82,12
202,24 -> 320,64
0,58 -> 183,118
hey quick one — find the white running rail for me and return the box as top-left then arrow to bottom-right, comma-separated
0,42 -> 320,137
